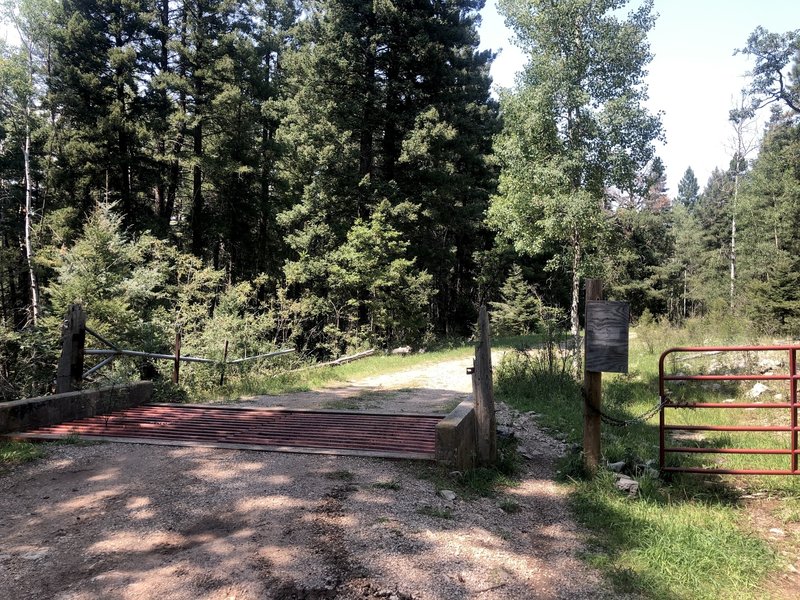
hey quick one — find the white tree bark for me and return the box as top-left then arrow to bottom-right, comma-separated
22,41 -> 40,326
571,229 -> 582,379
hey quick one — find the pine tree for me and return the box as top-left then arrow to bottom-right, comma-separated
278,0 -> 496,349
676,166 -> 700,209
50,0 -> 153,219
738,119 -> 800,334
690,168 -> 734,312
489,265 -> 539,335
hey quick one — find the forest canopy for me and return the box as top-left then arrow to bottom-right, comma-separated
1,0 -> 799,400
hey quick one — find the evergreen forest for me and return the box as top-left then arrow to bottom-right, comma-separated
1,0 -> 799,400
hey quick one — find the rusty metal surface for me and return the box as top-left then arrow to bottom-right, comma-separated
16,404 -> 441,459
659,345 -> 800,476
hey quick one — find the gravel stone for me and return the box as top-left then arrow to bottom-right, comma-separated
0,352 -> 624,599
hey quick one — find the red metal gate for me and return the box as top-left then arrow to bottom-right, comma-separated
659,345 -> 800,475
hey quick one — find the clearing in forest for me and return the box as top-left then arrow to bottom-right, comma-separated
0,354 -> 618,600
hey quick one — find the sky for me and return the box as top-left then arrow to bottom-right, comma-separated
478,0 -> 800,195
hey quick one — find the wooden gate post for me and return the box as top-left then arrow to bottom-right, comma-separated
474,305 -> 497,466
56,303 -> 86,393
583,279 -> 603,474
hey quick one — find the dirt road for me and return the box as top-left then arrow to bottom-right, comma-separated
0,356 -> 617,599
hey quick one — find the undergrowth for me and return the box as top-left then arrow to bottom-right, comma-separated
494,322 -> 792,600
0,440 -> 43,466
411,434 -> 523,499
159,333 -> 544,403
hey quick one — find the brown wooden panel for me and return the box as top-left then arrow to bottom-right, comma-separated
585,301 -> 629,373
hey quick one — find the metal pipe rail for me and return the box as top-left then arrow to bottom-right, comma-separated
659,345 -> 800,476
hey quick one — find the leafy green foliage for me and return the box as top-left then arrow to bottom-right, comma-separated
497,326 -> 784,599
278,0 -> 497,351
736,26 -> 800,115
46,203 -> 170,345
0,439 -> 43,465
4,0 -> 800,400
490,0 -> 663,371
737,119 -> 800,335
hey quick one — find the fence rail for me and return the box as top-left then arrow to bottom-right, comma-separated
659,345 -> 800,476
56,304 -> 298,391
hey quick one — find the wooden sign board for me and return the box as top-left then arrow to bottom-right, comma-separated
585,301 -> 629,373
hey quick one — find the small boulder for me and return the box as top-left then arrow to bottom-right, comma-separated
439,489 -> 457,502
615,475 -> 639,498
769,527 -> 786,537
749,383 -> 769,398
607,461 -> 626,473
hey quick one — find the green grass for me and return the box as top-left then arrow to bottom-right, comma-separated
439,397 -> 465,414
498,498 -> 521,513
372,480 -> 402,490
325,469 -> 355,481
417,505 -> 453,519
495,324 -> 797,600
774,497 -> 800,524
573,473 -> 774,600
0,439 -> 43,465
409,435 -> 522,499
182,334 -> 544,403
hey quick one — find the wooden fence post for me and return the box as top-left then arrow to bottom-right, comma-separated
583,279 -> 603,474
219,340 -> 229,386
56,303 -> 86,393
474,305 -> 497,466
172,325 -> 182,385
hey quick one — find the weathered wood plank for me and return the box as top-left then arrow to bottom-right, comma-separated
474,305 -> 497,466
585,300 -> 629,373
56,304 -> 86,394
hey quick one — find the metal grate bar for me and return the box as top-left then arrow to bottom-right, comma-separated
16,404 -> 441,459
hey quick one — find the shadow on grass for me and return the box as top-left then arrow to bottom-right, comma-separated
494,352 -> 781,599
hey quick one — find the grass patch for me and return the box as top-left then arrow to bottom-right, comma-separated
573,472 -> 774,600
410,435 -> 522,498
439,397 -> 465,414
417,505 -> 453,519
179,334 -> 544,404
773,497 -> 800,524
495,325 -> 791,600
325,469 -> 355,481
372,480 -> 402,490
499,498 -> 521,513
0,439 -> 43,465
56,434 -> 103,447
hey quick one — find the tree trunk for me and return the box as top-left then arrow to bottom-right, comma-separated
190,1 -> 206,255
191,92 -> 204,254
164,3 -> 188,225
357,9 -> 376,220
731,173 -> 738,310
23,44 -> 39,326
114,28 -> 131,218
154,0 -> 170,219
571,229 -> 582,379
683,269 -> 687,319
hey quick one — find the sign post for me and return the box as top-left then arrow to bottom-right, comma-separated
583,280 -> 629,474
